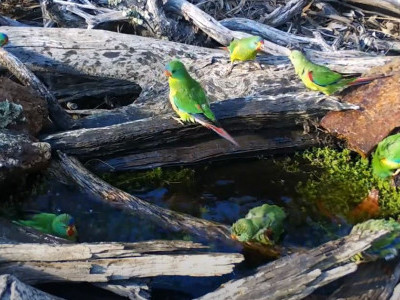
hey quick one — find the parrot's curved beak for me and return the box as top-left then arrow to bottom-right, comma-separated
256,40 -> 264,51
164,70 -> 172,77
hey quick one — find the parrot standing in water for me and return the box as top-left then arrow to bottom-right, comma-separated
372,133 -> 400,180
165,60 -> 239,146
14,213 -> 78,241
223,36 -> 264,74
0,33 -> 8,47
288,50 -> 388,95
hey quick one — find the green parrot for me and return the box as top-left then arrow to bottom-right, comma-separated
0,33 -> 8,47
351,218 -> 400,262
231,203 -> 286,245
165,60 -> 239,146
288,50 -> 388,95
372,133 -> 400,179
224,36 -> 264,63
14,213 -> 78,241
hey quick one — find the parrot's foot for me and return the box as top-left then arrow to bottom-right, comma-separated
255,61 -> 263,70
224,64 -> 235,77
172,116 -> 185,125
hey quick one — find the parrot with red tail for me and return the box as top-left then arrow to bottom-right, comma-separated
165,60 -> 239,146
289,50 -> 390,95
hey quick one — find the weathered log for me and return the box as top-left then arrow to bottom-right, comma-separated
345,0 -> 400,15
41,93 -> 358,168
45,74 -> 142,105
57,152 -> 235,244
220,17 -> 330,50
198,229 -> 389,300
0,218 -> 150,298
0,242 -> 243,284
93,281 -> 150,300
164,0 -> 289,55
0,46 -> 74,130
0,274 -> 63,300
262,0 -> 308,27
0,130 -> 51,187
328,258 -> 400,299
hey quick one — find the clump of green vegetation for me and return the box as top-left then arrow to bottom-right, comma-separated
294,147 -> 400,219
101,167 -> 196,193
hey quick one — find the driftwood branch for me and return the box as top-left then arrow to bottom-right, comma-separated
329,258 -> 400,299
0,275 -> 62,300
199,229 -> 389,300
263,0 -> 308,27
0,218 -> 150,298
57,152 -> 235,244
0,47 -> 75,130
345,0 -> 400,15
164,0 -> 289,55
0,241 -> 243,284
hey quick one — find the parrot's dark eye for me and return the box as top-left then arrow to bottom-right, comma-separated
172,70 -> 176,74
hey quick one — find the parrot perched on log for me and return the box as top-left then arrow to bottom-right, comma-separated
165,60 -> 239,146
288,50 -> 389,95
0,33 -> 8,47
372,133 -> 400,179
14,213 -> 78,241
224,36 -> 264,63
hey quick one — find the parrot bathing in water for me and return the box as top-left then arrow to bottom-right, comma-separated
372,133 -> 400,180
165,60 -> 239,146
14,213 -> 78,241
288,50 -> 388,95
0,33 -> 8,47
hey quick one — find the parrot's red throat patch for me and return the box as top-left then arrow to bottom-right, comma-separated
164,70 -> 172,77
67,226 -> 75,237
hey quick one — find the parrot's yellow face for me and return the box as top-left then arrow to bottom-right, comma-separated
288,50 -> 305,64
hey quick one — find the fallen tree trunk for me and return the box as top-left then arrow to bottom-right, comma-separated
0,241 -> 243,284
328,258 -> 400,299
57,152 -> 235,244
198,229 -> 389,300
345,0 -> 400,15
0,275 -> 62,300
0,218 -> 151,298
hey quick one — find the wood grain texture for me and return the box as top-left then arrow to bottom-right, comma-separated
0,241 -> 243,284
198,229 -> 389,300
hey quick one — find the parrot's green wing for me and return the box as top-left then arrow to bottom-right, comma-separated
231,204 -> 286,245
173,79 -> 216,122
306,64 -> 344,87
227,39 -> 239,53
14,213 -> 56,234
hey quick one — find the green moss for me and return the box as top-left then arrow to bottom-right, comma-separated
0,100 -> 24,128
293,147 -> 400,219
100,167 -> 195,193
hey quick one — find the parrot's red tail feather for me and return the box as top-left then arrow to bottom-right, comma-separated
347,74 -> 391,86
194,117 -> 239,147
